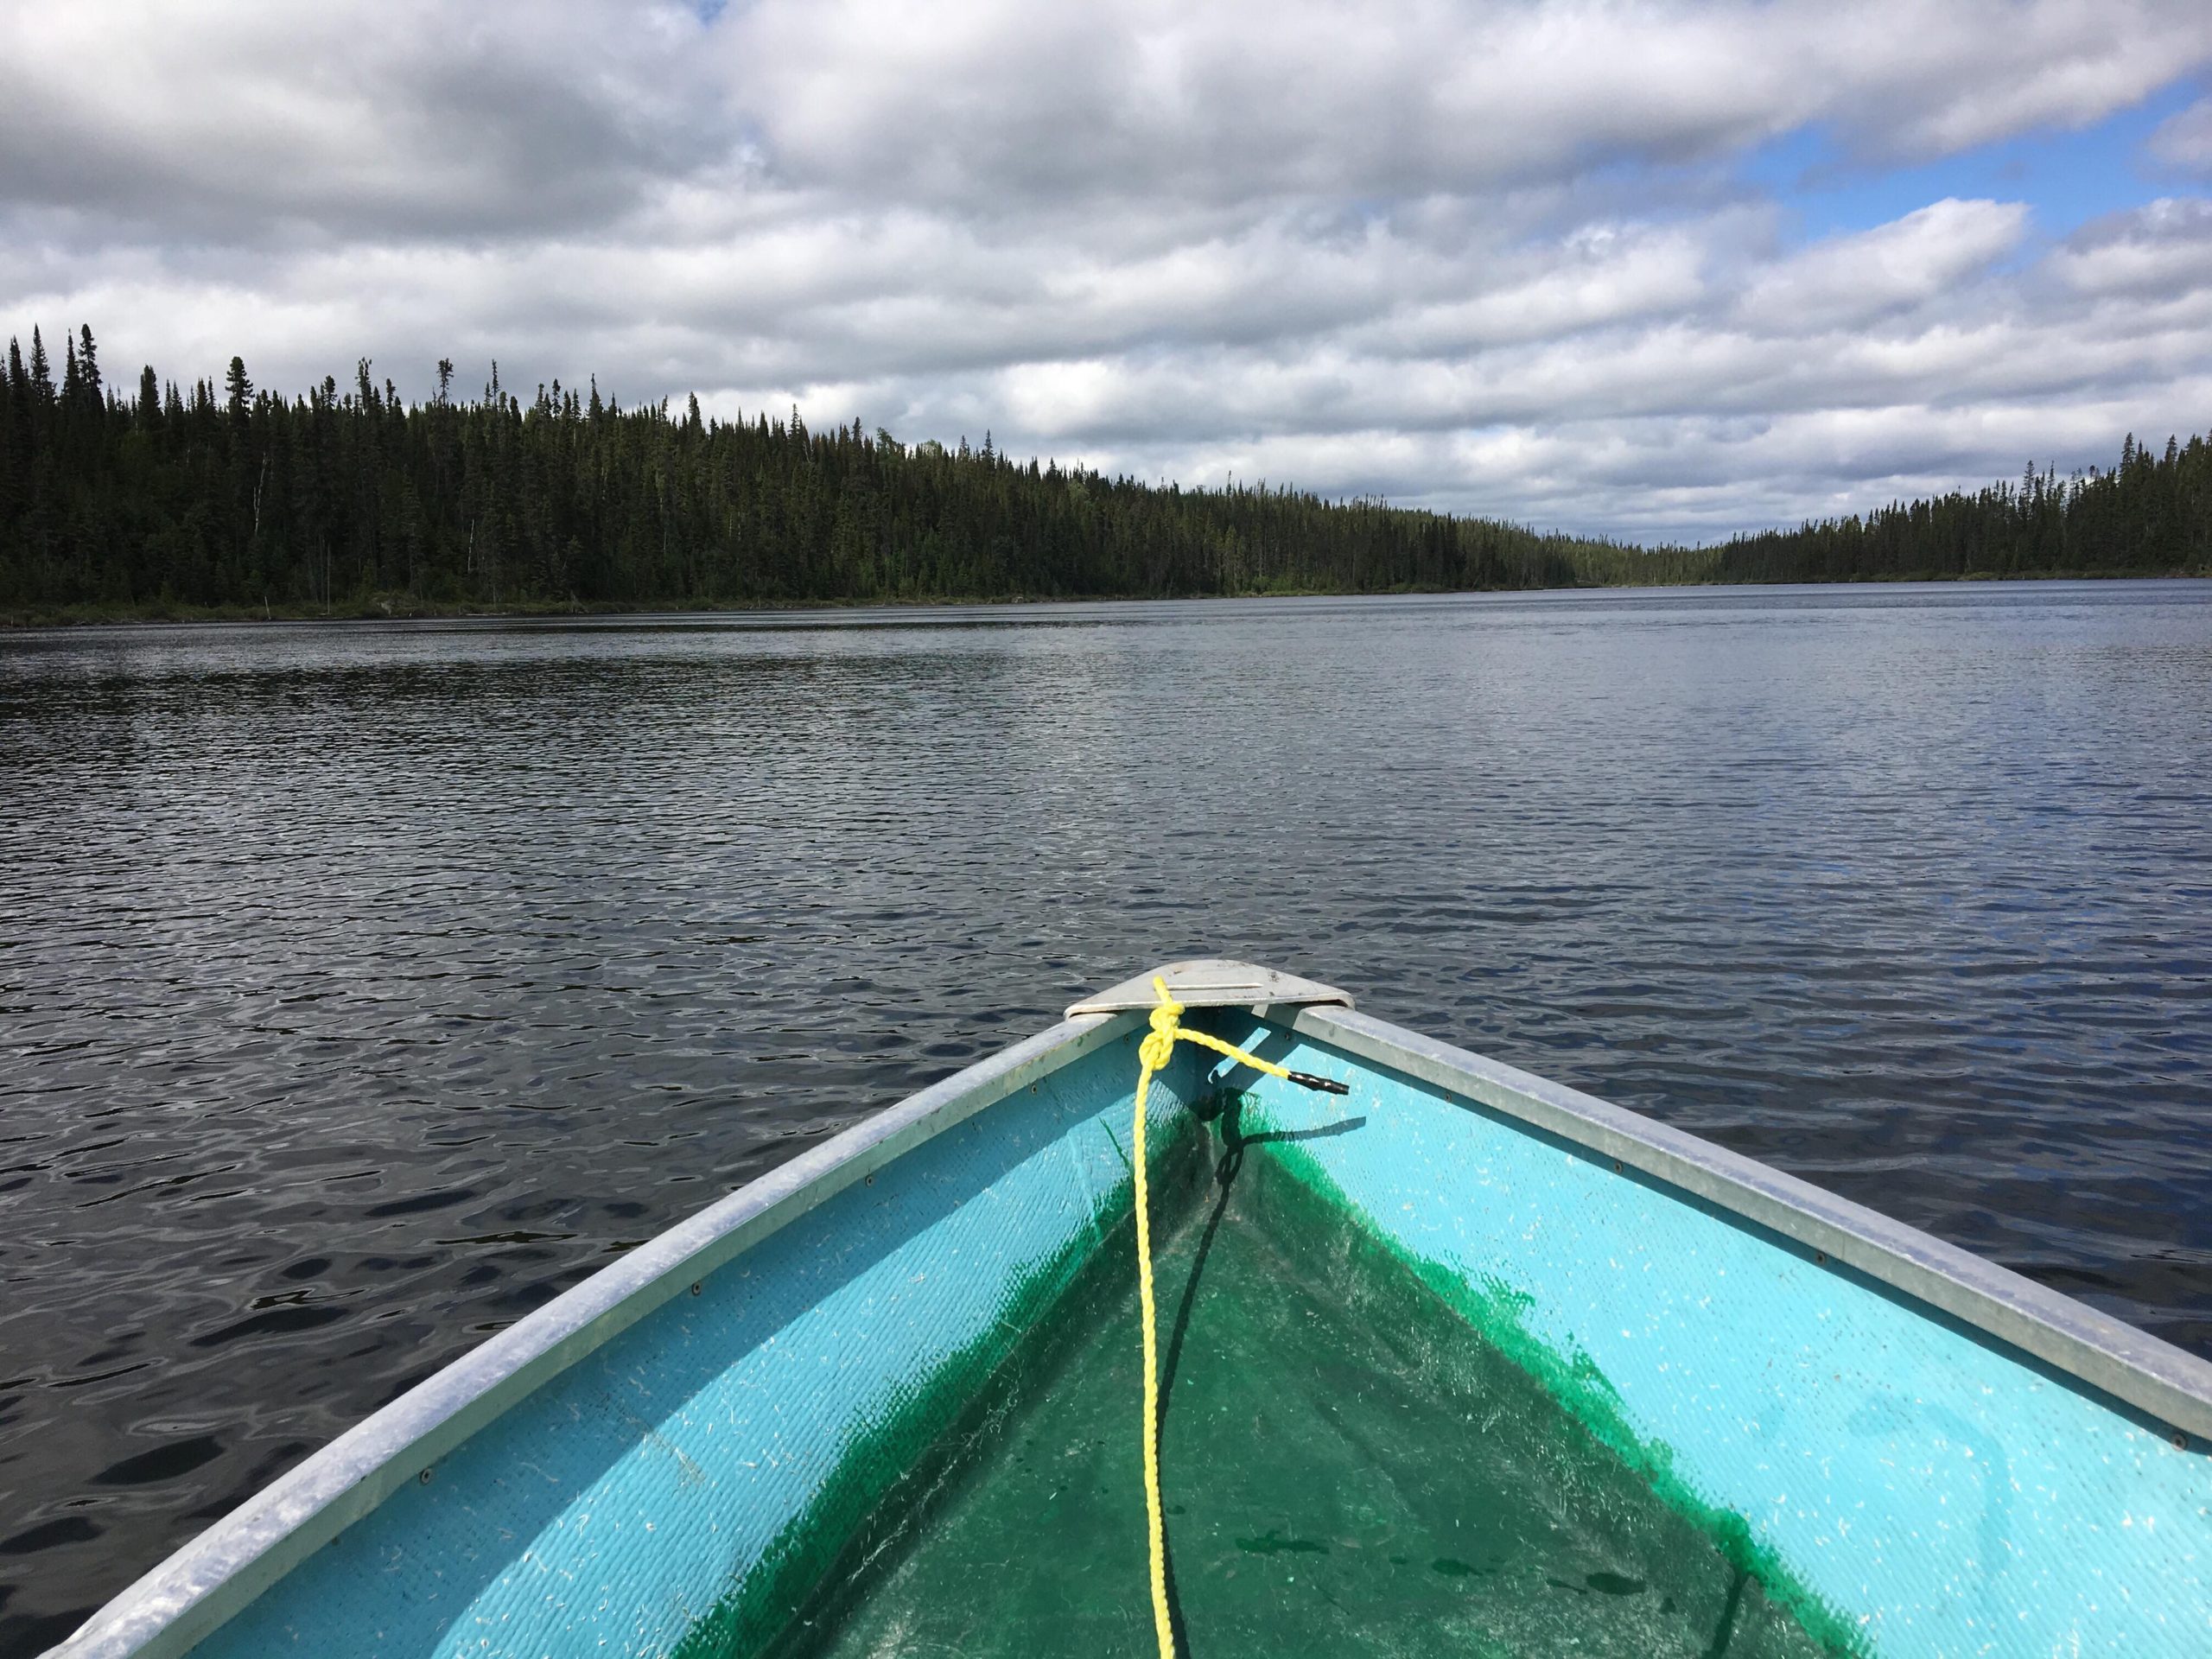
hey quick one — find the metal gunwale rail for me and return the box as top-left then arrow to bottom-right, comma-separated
49,1010 -> 1135,1659
1281,1000 -> 2212,1446
49,959 -> 2212,1659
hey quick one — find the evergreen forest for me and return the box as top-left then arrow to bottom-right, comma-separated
3,325 -> 2207,620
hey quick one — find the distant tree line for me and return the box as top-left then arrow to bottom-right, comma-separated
2,326 -> 2205,617
1691,435 -> 2212,583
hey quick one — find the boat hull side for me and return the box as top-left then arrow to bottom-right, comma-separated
1198,1007 -> 2212,1659
56,1017 -> 1202,1659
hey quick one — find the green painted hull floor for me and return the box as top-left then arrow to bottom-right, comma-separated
766,1116 -> 1840,1659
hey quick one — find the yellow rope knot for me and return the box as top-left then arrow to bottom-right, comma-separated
1137,983 -> 1183,1074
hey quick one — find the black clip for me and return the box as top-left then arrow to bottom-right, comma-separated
1287,1071 -> 1351,1096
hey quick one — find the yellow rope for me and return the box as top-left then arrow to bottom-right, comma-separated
1131,975 -> 1295,1659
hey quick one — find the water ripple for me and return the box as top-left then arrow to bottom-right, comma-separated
3,583 -> 2209,1646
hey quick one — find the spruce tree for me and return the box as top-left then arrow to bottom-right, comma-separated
29,327 -> 52,405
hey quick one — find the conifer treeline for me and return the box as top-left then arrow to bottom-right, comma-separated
1696,435 -> 2212,583
2,326 -> 2205,616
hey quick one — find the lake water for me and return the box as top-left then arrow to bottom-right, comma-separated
3,582 -> 2209,1649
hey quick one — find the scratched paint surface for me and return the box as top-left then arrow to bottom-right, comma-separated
1195,1015 -> 2212,1658
787,1107 -> 1835,1659
189,1028 -> 1208,1659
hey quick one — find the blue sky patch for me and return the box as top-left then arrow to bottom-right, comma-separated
1742,77 -> 2207,245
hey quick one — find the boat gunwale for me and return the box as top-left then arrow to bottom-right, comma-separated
46,1009 -> 1135,1659
1281,1000 -> 2212,1445
49,962 -> 2212,1659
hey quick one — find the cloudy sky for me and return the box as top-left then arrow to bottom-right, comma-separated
5,1 -> 2212,543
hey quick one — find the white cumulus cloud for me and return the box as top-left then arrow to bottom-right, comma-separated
3,0 -> 2211,542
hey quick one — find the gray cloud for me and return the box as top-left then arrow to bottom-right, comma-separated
2149,96 -> 2212,175
711,0 -> 2199,202
0,4 -> 724,240
3,0 -> 2210,543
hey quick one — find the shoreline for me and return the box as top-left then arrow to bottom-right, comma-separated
5,566 -> 2205,631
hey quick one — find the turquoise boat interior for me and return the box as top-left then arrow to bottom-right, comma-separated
47,964 -> 2212,1659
